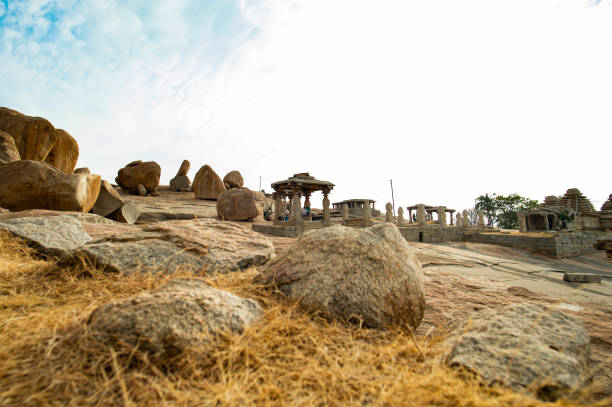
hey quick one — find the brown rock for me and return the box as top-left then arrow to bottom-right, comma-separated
0,160 -> 101,212
115,161 -> 161,194
192,164 -> 226,200
74,167 -> 90,174
217,189 -> 259,221
0,107 -> 79,173
174,160 -> 190,177
223,170 -> 244,189
262,223 -> 425,329
112,200 -> 140,224
0,130 -> 20,164
92,180 -> 125,217
170,175 -> 191,191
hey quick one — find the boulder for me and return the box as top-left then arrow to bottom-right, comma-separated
86,278 -> 262,364
0,215 -> 92,257
217,189 -> 259,221
92,180 -> 125,217
111,200 -> 140,225
0,107 -> 79,173
443,303 -> 590,399
64,218 -> 274,275
261,223 -> 425,329
175,159 -> 190,176
0,160 -> 101,212
115,161 -> 161,194
74,167 -> 90,174
192,164 -> 226,200
137,183 -> 147,196
0,130 -> 20,164
169,175 -> 191,191
223,170 -> 244,189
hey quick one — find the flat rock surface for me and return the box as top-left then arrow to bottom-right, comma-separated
66,218 -> 275,275
0,215 -> 91,256
86,278 -> 262,364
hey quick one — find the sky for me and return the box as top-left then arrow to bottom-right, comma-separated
1,0 -> 611,212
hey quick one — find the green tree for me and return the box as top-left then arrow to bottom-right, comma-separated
474,193 -> 497,226
493,194 -> 539,229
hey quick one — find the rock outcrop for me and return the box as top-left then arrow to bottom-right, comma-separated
192,164 -> 226,200
0,215 -> 92,257
169,159 -> 191,191
444,303 -> 590,399
217,189 -> 259,221
0,130 -> 20,164
0,107 -> 79,173
115,161 -> 161,194
262,223 -> 425,329
223,170 -> 244,189
0,160 -> 101,212
65,218 -> 274,275
86,278 -> 262,364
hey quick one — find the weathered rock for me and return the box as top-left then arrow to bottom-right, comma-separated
169,175 -> 191,191
115,161 -> 161,194
444,303 -> 590,398
262,223 -> 425,329
0,215 -> 92,257
0,160 -> 101,212
563,272 -> 602,283
86,278 -> 262,364
74,167 -> 90,174
192,164 -> 226,200
92,180 -> 125,217
65,218 -> 274,274
111,200 -> 140,225
217,189 -> 259,221
0,208 -> 8,213
0,130 -> 20,164
223,170 -> 244,189
137,183 -> 147,196
174,160 -> 190,177
0,107 -> 79,173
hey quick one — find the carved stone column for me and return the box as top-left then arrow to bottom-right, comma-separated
462,209 -> 469,227
416,204 -> 426,226
385,202 -> 393,222
437,206 -> 447,227
273,193 -> 282,225
363,200 -> 372,225
456,213 -> 462,227
322,193 -> 330,226
342,203 -> 349,224
518,212 -> 527,232
304,192 -> 312,221
397,207 -> 405,226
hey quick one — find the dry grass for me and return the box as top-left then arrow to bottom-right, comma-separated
0,230 -> 607,407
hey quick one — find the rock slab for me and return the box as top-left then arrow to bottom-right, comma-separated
0,215 -> 92,257
65,218 -> 274,274
217,189 -> 259,221
563,272 -> 602,283
0,160 -> 101,212
262,223 -> 425,329
444,303 -> 590,398
86,278 -> 262,363
192,164 -> 226,200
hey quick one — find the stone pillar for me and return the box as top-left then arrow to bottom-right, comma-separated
478,211 -> 485,228
322,193 -> 330,226
397,207 -> 405,227
408,208 -> 413,223
289,193 -> 302,225
273,193 -> 282,225
437,206 -> 447,227
385,202 -> 393,222
363,200 -> 372,225
342,203 -> 349,224
518,212 -> 527,232
417,204 -> 426,226
462,209 -> 469,227
456,212 -> 462,227
449,212 -> 454,225
304,192 -> 312,221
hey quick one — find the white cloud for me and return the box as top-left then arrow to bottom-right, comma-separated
1,0 -> 611,211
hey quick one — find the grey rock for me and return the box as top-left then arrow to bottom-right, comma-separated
86,278 -> 262,364
261,223 -> 425,329
444,303 -> 590,399
111,200 -> 140,224
137,183 -> 147,196
169,174 -> 191,191
0,215 -> 91,256
563,272 -> 602,283
65,218 -> 274,275
92,180 -> 125,217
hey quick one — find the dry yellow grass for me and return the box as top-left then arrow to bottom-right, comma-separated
0,230 -> 607,406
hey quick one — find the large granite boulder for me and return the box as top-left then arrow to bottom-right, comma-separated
64,218 -> 274,275
261,223 -> 425,329
192,164 -> 226,200
443,303 -> 590,399
0,107 -> 79,173
115,160 -> 161,194
0,215 -> 92,257
0,160 -> 101,212
223,170 -> 244,189
92,180 -> 125,217
86,278 -> 262,364
217,189 -> 259,221
0,130 -> 20,164
170,160 -> 191,191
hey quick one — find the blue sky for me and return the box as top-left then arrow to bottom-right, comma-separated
1,0 -> 612,211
